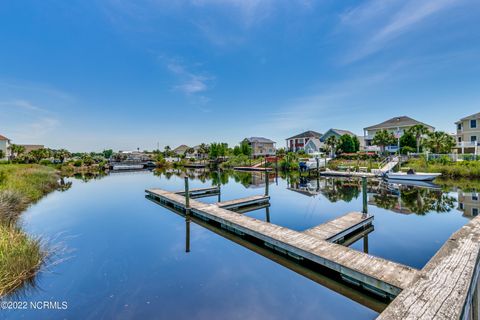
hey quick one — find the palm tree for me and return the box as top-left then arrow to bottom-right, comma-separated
407,124 -> 429,153
424,131 -> 455,154
372,130 -> 396,154
325,136 -> 338,158
9,144 -> 25,160
54,149 -> 71,163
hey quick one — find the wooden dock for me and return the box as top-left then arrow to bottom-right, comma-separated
377,216 -> 480,320
146,188 -> 419,298
175,186 -> 219,198
233,166 -> 273,172
303,212 -> 374,243
321,170 -> 376,178
216,195 -> 270,211
151,197 -> 388,313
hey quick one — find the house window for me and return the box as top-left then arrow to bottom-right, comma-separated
473,194 -> 479,201
471,136 -> 477,142
458,137 -> 462,143
457,123 -> 462,130
473,208 -> 479,217
459,203 -> 464,210
471,119 -> 477,129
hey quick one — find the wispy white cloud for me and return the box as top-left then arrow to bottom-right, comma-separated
340,0 -> 463,63
0,99 -> 60,143
165,59 -> 213,96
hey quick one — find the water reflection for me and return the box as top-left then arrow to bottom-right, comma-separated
151,196 -> 387,313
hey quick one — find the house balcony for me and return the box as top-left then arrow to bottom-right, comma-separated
457,141 -> 479,148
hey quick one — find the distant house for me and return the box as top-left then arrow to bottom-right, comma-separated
0,135 -> 11,160
20,145 -> 44,154
455,112 -> 480,154
363,116 -> 434,153
243,137 -> 276,157
457,191 -> 479,218
320,129 -> 357,143
172,145 -> 191,156
286,130 -> 322,152
304,138 -> 322,155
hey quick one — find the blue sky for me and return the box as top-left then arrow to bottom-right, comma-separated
0,0 -> 479,151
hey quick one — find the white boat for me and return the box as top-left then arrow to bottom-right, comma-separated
112,164 -> 144,170
385,172 -> 441,181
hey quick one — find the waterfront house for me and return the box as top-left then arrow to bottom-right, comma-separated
320,129 -> 357,143
304,138 -> 322,155
363,116 -> 434,153
455,112 -> 480,154
172,145 -> 191,156
242,137 -> 276,158
286,130 -> 322,152
20,144 -> 44,154
0,135 -> 11,160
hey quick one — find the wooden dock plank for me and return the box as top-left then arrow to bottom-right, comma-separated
377,216 -> 480,320
216,195 -> 270,209
175,186 -> 219,195
303,212 -> 373,242
146,189 -> 420,297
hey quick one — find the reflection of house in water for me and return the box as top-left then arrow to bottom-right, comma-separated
248,172 -> 275,189
368,194 -> 413,215
458,191 -> 480,218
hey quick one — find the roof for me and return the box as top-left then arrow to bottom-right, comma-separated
286,130 -> 323,140
0,134 -> 10,141
456,112 -> 480,123
245,137 -> 276,144
173,145 -> 190,153
319,128 -> 356,142
364,116 -> 434,131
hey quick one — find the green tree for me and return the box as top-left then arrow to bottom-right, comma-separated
0,150 -> 4,159
9,144 -> 25,160
338,135 -> 355,153
102,149 -> 113,159
424,131 -> 455,154
400,132 -> 416,150
240,140 -> 252,157
54,149 -> 71,163
29,148 -> 50,163
352,136 -> 360,152
372,130 -> 396,154
407,124 -> 430,153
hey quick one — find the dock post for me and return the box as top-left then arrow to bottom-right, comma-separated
185,216 -> 190,253
265,171 -> 269,196
184,177 -> 190,209
363,234 -> 369,254
265,206 -> 270,223
316,157 -> 320,178
217,169 -> 221,202
362,176 -> 368,215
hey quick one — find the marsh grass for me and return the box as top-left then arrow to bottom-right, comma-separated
403,159 -> 480,178
0,164 -> 60,297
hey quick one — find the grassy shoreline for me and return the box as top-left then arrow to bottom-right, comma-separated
402,159 -> 480,178
0,164 -> 60,297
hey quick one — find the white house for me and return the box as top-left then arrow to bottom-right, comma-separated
0,135 -> 11,160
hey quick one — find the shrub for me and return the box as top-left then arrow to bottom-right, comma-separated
73,160 -> 83,167
39,159 -> 52,166
0,190 -> 27,225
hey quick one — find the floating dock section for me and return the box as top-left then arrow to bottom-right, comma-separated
146,187 -> 419,299
303,212 -> 374,243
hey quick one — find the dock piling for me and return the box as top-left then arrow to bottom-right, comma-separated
265,171 -> 269,196
186,216 -> 190,253
184,177 -> 190,209
362,176 -> 368,215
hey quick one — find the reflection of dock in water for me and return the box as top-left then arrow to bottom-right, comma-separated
149,196 -> 387,313
146,186 -> 418,301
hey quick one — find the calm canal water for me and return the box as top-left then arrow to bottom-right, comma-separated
3,169 -> 474,319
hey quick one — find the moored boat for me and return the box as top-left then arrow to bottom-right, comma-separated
385,172 -> 441,181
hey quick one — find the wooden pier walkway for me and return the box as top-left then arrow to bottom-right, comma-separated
175,186 -> 219,198
303,212 -> 374,243
146,188 -> 419,298
377,216 -> 480,320
321,170 -> 376,178
216,195 -> 270,210
233,166 -> 273,172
